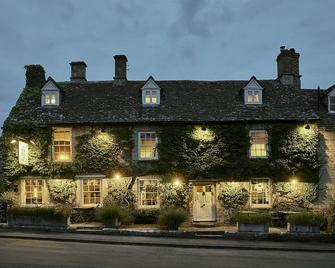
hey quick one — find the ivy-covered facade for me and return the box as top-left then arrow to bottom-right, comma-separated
1,47 -> 335,223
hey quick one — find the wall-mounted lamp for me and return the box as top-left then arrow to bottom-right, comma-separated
113,173 -> 121,180
305,123 -> 310,130
201,125 -> 207,131
10,139 -> 17,144
173,178 -> 182,186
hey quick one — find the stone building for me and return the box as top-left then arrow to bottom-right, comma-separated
1,47 -> 334,223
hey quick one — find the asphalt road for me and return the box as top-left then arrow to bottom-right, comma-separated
0,238 -> 335,268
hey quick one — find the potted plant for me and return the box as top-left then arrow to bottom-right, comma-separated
287,212 -> 325,233
236,212 -> 272,233
158,207 -> 188,231
96,205 -> 133,228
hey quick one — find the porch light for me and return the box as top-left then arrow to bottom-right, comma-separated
10,139 -> 17,144
114,173 -> 121,180
173,178 -> 181,186
192,126 -> 215,142
291,177 -> 298,184
305,123 -> 310,130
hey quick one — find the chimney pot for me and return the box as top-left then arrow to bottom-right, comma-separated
70,61 -> 87,82
114,55 -> 127,81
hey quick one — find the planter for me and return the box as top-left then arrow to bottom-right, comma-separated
104,218 -> 120,228
287,223 -> 320,233
8,215 -> 70,228
237,223 -> 269,233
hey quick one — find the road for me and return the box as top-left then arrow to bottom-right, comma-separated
0,237 -> 335,268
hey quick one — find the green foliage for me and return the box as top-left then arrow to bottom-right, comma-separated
287,212 -> 325,225
218,182 -> 249,210
103,177 -> 136,208
159,183 -> 192,209
236,213 -> 272,224
0,192 -> 19,207
47,179 -> 77,204
273,182 -> 319,210
158,207 -> 188,230
96,205 -> 134,225
24,65 -> 46,88
8,206 -> 69,219
132,209 -> 160,224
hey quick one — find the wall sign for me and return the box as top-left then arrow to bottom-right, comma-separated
18,141 -> 29,165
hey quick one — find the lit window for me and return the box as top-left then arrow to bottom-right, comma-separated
250,178 -> 271,207
82,179 -> 101,205
246,90 -> 262,104
329,96 -> 335,112
138,179 -> 159,207
138,132 -> 158,160
44,94 -> 56,105
143,90 -> 159,105
25,179 -> 44,205
53,128 -> 72,162
250,130 -> 268,158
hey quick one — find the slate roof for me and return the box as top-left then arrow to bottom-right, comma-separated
7,78 -> 319,125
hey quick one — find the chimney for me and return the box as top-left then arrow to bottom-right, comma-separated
70,61 -> 87,81
114,55 -> 127,81
276,46 -> 301,89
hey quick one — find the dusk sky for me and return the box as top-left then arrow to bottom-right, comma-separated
0,0 -> 334,131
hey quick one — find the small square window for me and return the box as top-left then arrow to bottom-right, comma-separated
245,90 -> 262,104
142,90 -> 160,105
44,93 -> 57,105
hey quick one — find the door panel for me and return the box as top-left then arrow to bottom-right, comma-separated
194,185 -> 216,221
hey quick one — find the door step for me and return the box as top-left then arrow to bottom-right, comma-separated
192,222 -> 218,228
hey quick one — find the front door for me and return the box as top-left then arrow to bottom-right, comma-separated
193,185 -> 216,221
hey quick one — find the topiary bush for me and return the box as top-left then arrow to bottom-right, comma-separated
158,207 -> 188,230
236,213 -> 272,224
287,212 -> 325,226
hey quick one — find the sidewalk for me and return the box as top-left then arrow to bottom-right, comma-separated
1,230 -> 335,252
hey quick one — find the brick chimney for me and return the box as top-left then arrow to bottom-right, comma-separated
70,61 -> 87,82
276,46 -> 301,89
113,55 -> 127,81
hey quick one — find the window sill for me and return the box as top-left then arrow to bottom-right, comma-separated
137,158 -> 159,161
138,205 -> 160,210
250,204 -> 271,209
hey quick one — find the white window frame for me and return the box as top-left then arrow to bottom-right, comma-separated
249,130 -> 269,159
22,179 -> 45,206
81,178 -> 102,206
137,131 -> 159,160
142,89 -> 160,106
52,128 -> 72,162
250,178 -> 272,208
245,89 -> 262,105
41,79 -> 60,107
138,178 -> 159,209
328,94 -> 335,113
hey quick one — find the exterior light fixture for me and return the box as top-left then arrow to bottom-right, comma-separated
305,123 -> 310,130
173,178 -> 181,186
114,173 -> 121,180
101,128 -> 106,133
201,125 -> 207,131
291,178 -> 298,184
10,139 -> 17,144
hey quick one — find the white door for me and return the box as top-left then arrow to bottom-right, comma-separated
194,185 -> 216,221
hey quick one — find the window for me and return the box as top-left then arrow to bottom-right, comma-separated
138,179 -> 159,207
250,178 -> 271,207
249,130 -> 268,158
24,179 -> 44,205
143,90 -> 160,105
138,132 -> 158,160
329,96 -> 335,113
82,179 -> 101,205
246,90 -> 262,104
53,128 -> 72,162
44,94 -> 57,105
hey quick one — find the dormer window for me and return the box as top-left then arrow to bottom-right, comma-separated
141,76 -> 160,106
41,77 -> 60,107
244,76 -> 263,105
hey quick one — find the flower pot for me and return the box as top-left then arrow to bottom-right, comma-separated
287,223 -> 320,233
237,223 -> 269,233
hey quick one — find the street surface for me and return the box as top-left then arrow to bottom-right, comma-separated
0,237 -> 335,268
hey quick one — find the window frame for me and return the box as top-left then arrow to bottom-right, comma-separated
245,89 -> 262,105
249,130 -> 269,159
328,95 -> 335,113
142,89 -> 160,106
250,178 -> 272,208
137,131 -> 159,160
52,128 -> 72,162
138,178 -> 160,209
23,179 -> 45,206
81,178 -> 102,206
41,91 -> 59,106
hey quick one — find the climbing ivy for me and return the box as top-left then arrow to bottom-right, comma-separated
24,65 -> 45,88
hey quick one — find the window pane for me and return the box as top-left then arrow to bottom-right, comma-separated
251,179 -> 270,205
53,129 -> 71,161
253,91 -> 260,103
25,179 -> 43,205
139,132 -> 158,159
247,91 -> 253,103
139,179 -> 158,207
250,131 -> 268,158
82,179 -> 101,205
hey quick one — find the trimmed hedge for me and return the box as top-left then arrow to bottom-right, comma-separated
287,212 -> 325,225
236,213 -> 272,224
8,207 -> 68,220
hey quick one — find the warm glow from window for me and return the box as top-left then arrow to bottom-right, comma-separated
45,94 -> 56,105
82,179 -> 101,205
53,129 -> 71,161
138,132 -> 158,160
138,179 -> 159,207
250,130 -> 268,158
25,179 -> 43,205
143,90 -> 159,105
250,179 -> 271,206
246,90 -> 261,104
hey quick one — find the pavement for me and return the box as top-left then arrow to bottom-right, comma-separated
0,230 -> 335,252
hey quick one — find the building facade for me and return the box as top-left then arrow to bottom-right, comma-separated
2,47 -> 334,223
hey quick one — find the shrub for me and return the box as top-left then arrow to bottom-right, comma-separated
132,209 -> 160,224
47,179 -> 77,204
7,207 -> 68,220
159,183 -> 192,209
287,212 -> 325,226
236,213 -> 272,224
218,183 -> 249,210
0,192 -> 19,208
96,205 -> 133,225
158,207 -> 188,230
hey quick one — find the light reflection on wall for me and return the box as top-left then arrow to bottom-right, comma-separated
192,126 -> 215,142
